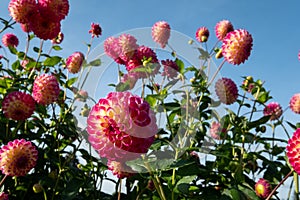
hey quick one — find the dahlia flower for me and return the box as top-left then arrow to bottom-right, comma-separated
8,0 -> 38,24
287,128 -> 300,174
289,93 -> 300,114
215,20 -> 234,41
222,29 -> 253,65
2,91 -> 35,120
255,178 -> 272,199
161,59 -> 179,79
87,91 -> 157,161
118,34 -> 139,62
0,139 -> 38,177
107,160 -> 134,179
0,192 -> 9,200
38,0 -> 69,21
215,78 -> 238,105
104,36 -> 124,64
152,21 -> 171,48
89,23 -> 102,38
298,50 -> 300,61
2,33 -> 19,48
263,102 -> 282,120
195,27 -> 209,43
29,16 -> 61,40
210,121 -> 227,140
32,74 -> 60,105
126,46 -> 160,79
65,52 -> 85,74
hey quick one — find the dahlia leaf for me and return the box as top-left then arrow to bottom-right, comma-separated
88,58 -> 101,67
52,45 -> 63,51
8,46 -> 17,55
66,77 -> 78,87
43,56 -> 62,66
175,58 -> 184,74
11,60 -> 20,70
116,82 -> 130,92
174,175 -> 197,194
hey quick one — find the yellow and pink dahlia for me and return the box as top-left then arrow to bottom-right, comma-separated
255,178 -> 272,199
263,102 -> 282,121
0,139 -> 38,177
215,78 -> 238,105
87,91 -> 157,161
289,93 -> 300,114
2,33 -> 19,48
107,160 -> 134,179
32,74 -> 60,105
8,0 -> 38,24
152,21 -> 171,48
66,52 -> 85,74
222,29 -> 253,65
195,27 -> 209,43
161,59 -> 179,79
215,20 -> 234,41
287,128 -> 300,175
89,23 -> 102,38
2,91 -> 35,120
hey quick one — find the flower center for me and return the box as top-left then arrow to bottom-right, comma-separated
15,155 -> 29,169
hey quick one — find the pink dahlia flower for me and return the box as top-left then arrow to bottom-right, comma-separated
32,74 -> 60,105
215,20 -> 234,41
0,192 -> 9,200
87,91 -> 157,161
263,102 -> 282,120
215,78 -> 238,105
2,33 -> 19,48
2,91 -> 35,120
210,121 -> 227,140
107,160 -> 134,179
104,36 -> 125,64
29,16 -> 61,40
290,93 -> 300,114
89,23 -> 102,38
8,0 -> 38,24
255,178 -> 272,199
161,59 -> 179,79
37,0 -> 69,21
0,139 -> 38,177
222,29 -> 253,65
195,27 -> 209,43
66,52 -> 85,74
152,21 -> 171,48
51,32 -> 64,44
287,128 -> 300,174
118,34 -> 139,62
298,51 -> 300,61
126,46 -> 160,79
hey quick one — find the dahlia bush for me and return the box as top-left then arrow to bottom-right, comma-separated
0,1 -> 299,200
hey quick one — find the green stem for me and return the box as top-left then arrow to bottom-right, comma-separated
207,59 -> 225,86
0,175 -> 8,187
295,172 -> 299,200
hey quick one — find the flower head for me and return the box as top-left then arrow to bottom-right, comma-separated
195,27 -> 209,43
2,91 -> 35,120
104,36 -> 124,64
38,0 -> 69,21
89,23 -> 102,38
0,139 -> 38,177
255,178 -> 272,199
222,29 -> 253,65
289,93 -> 300,114
32,74 -> 60,105
263,102 -> 282,120
118,34 -> 139,62
298,50 -> 300,61
0,192 -> 9,200
66,52 -> 85,74
210,121 -> 227,140
287,128 -> 300,174
87,91 -> 157,161
215,20 -> 234,41
152,21 -> 171,48
2,33 -> 19,48
126,46 -> 160,79
215,78 -> 238,105
8,0 -> 38,24
107,160 -> 134,179
29,15 -> 61,40
161,59 -> 179,79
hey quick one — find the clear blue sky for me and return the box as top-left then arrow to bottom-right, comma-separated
1,0 -> 300,196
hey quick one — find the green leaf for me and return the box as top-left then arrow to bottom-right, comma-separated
8,46 -> 17,54
52,45 -> 63,51
11,60 -> 20,70
43,56 -> 62,66
116,81 -> 130,92
88,58 -> 101,67
66,77 -> 78,87
175,58 -> 184,74
238,185 -> 261,200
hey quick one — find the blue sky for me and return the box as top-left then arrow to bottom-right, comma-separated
1,0 -> 300,196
